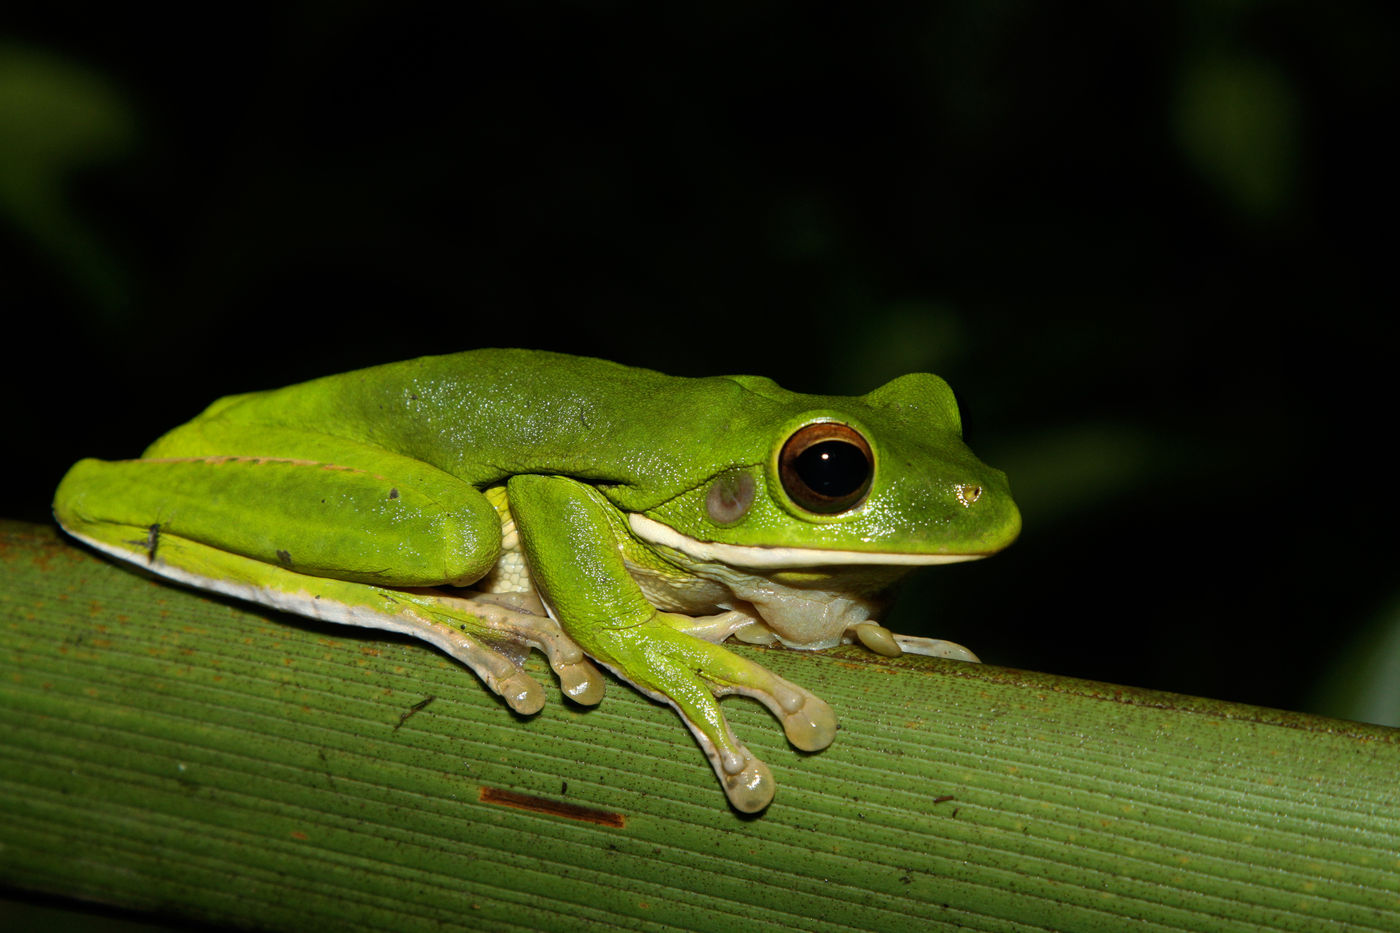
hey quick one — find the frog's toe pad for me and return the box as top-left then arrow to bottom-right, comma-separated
852,622 -> 902,657
556,657 -> 606,706
719,749 -> 775,813
498,671 -> 546,715
772,685 -> 837,751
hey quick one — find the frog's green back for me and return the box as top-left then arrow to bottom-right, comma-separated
163,350 -> 793,510
151,348 -> 986,522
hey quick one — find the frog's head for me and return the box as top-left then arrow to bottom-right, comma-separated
629,371 -> 1021,572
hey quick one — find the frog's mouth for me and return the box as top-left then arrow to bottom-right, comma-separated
627,514 -> 986,571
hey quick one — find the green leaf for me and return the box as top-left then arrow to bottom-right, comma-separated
3,520 -> 1398,931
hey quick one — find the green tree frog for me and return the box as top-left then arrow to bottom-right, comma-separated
53,349 -> 1020,811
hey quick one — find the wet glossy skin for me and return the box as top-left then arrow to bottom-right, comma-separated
53,349 -> 1019,811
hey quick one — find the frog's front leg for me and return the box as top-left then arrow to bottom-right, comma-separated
508,474 -> 837,812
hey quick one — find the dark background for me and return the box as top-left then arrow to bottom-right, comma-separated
3,3 -> 1397,726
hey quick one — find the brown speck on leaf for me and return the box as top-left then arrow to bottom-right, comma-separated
479,786 -> 625,828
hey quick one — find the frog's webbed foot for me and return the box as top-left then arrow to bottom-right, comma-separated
603,612 -> 837,812
381,589 -> 607,714
850,622 -> 980,663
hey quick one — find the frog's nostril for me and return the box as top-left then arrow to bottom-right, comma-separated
955,484 -> 983,507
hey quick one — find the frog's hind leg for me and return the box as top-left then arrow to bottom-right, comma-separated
53,455 -> 604,713
67,524 -> 603,714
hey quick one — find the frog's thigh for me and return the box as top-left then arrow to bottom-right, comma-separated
55,453 -> 502,587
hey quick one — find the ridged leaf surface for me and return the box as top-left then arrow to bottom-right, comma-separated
2,521 -> 1397,931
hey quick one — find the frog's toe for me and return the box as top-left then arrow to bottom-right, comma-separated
852,622 -> 901,657
606,617 -> 834,809
521,620 -> 607,704
893,634 -> 980,663
389,592 -> 593,713
719,749 -> 775,813
684,720 -> 773,812
627,644 -> 779,810
392,607 -> 550,713
497,670 -> 546,715
771,686 -> 837,752
845,620 -> 980,662
662,608 -> 766,645
706,654 -> 838,752
555,656 -> 606,706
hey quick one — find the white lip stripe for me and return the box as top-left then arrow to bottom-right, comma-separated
627,513 -> 985,570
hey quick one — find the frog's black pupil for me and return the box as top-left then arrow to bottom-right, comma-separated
795,440 -> 869,497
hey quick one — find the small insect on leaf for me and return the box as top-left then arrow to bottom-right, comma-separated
394,695 -> 436,731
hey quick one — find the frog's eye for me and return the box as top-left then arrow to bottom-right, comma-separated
778,422 -> 874,514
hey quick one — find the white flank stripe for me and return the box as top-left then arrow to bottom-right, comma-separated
627,513 -> 984,570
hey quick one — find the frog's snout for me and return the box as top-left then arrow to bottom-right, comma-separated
948,469 -> 1021,554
